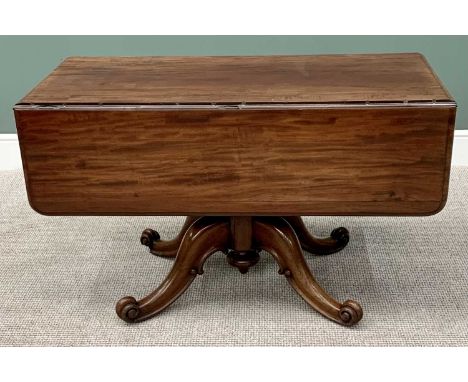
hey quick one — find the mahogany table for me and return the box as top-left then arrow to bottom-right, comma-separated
14,54 -> 456,326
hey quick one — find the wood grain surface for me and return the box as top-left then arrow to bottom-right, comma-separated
20,54 -> 452,105
15,106 -> 455,216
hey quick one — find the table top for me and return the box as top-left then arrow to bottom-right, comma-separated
15,53 -> 455,216
19,53 -> 453,105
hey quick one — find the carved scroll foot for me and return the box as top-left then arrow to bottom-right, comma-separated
117,216 -> 229,323
284,216 -> 349,256
140,216 -> 200,258
254,217 -> 362,326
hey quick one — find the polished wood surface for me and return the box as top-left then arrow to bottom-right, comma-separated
15,106 -> 455,216
20,54 -> 452,105
15,54 -> 457,326
253,217 -> 362,326
284,216 -> 349,255
141,216 -> 200,257
119,215 -> 362,326
143,216 -> 349,259
117,216 -> 230,323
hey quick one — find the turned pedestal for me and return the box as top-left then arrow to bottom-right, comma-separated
116,216 -> 363,326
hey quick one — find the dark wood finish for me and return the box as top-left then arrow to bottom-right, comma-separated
20,54 -> 451,104
15,54 -> 457,326
14,106 -> 455,216
15,54 -> 456,216
141,216 -> 199,257
118,215 -> 361,325
226,249 -> 260,274
253,217 -> 362,326
116,216 -> 230,323
284,216 -> 349,255
230,216 -> 253,251
227,216 -> 258,274
148,215 -> 352,257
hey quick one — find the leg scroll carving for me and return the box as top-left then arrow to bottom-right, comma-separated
117,215 -> 362,326
284,216 -> 349,256
117,216 -> 229,322
254,217 -> 362,326
141,216 -> 200,257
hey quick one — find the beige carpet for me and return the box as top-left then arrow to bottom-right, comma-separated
0,168 -> 467,346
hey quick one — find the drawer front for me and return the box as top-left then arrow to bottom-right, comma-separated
14,107 -> 455,216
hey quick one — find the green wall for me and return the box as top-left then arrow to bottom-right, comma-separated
1,36 -> 467,133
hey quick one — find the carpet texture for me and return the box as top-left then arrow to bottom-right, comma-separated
0,168 -> 467,346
